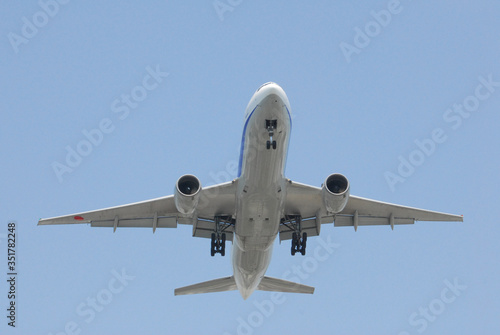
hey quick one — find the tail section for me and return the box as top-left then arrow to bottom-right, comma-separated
257,276 -> 314,294
174,276 -> 237,296
174,275 -> 314,297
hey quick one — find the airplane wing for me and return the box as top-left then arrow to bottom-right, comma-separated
38,181 -> 237,238
280,180 -> 463,241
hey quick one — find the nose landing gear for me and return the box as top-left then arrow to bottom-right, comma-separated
266,140 -> 277,150
265,119 -> 277,150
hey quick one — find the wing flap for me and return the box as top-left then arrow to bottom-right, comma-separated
333,214 -> 414,227
192,218 -> 234,241
90,216 -> 177,228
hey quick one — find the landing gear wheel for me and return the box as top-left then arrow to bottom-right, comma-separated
211,233 -> 216,257
265,120 -> 277,150
301,232 -> 307,255
291,232 -> 298,255
291,231 -> 307,256
221,233 -> 226,256
211,232 -> 226,256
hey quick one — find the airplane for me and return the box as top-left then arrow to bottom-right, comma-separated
39,82 -> 463,299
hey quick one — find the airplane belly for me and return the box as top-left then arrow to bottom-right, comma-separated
236,195 -> 280,237
235,97 -> 290,237
231,85 -> 292,298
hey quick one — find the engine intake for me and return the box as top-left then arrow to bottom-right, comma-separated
322,173 -> 350,213
174,175 -> 201,215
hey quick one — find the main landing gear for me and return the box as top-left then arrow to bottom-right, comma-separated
210,215 -> 231,256
291,232 -> 307,256
282,215 -> 308,256
266,119 -> 277,150
211,232 -> 226,256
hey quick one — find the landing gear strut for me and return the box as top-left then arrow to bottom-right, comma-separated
265,119 -> 277,150
210,216 -> 229,256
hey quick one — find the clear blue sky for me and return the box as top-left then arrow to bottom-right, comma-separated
1,1 -> 499,334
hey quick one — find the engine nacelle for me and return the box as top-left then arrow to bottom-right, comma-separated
322,173 -> 350,213
174,174 -> 202,215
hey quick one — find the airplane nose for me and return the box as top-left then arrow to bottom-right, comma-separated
257,82 -> 277,91
256,82 -> 290,107
257,82 -> 283,96
244,82 -> 292,122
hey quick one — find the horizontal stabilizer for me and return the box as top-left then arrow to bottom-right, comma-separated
257,276 -> 315,294
174,276 -> 237,296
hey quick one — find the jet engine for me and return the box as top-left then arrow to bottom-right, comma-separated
174,174 -> 202,215
322,173 -> 350,213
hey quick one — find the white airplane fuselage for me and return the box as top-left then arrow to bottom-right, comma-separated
233,83 -> 292,299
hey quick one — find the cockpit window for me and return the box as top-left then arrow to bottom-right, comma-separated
257,82 -> 274,92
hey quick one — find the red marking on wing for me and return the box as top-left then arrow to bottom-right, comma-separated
74,216 -> 84,221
